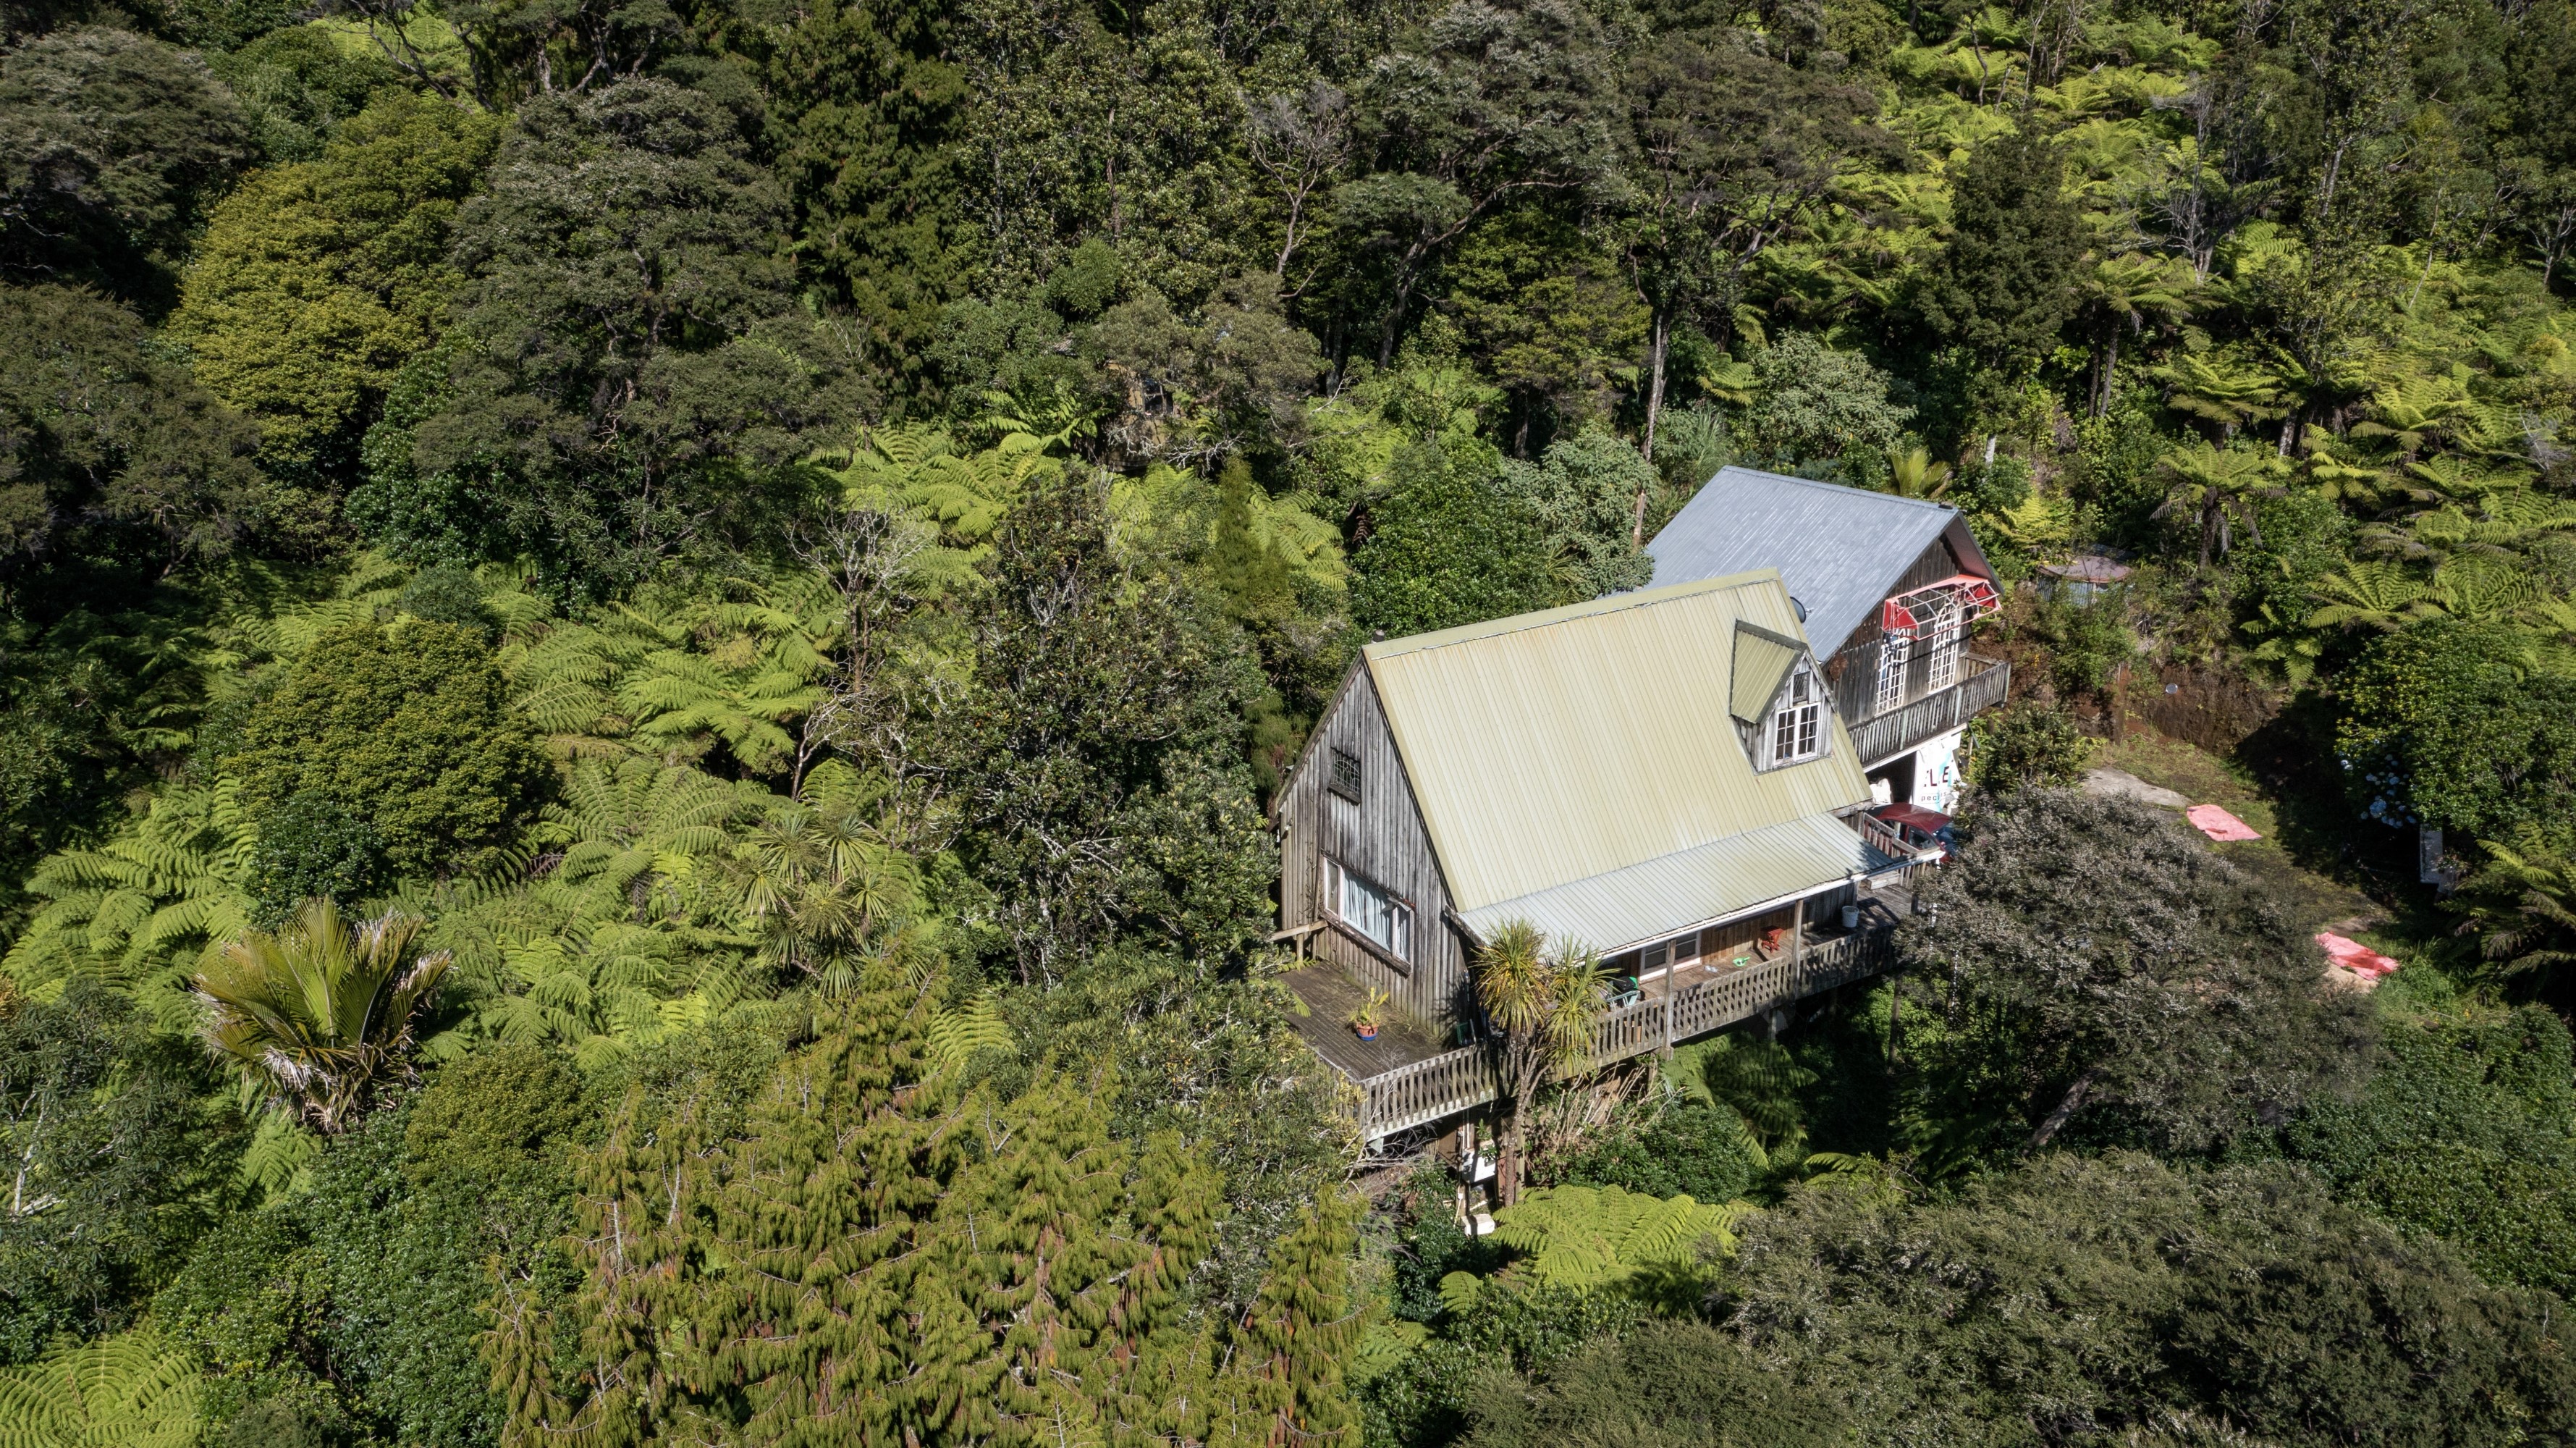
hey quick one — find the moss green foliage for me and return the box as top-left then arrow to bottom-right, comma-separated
1965,700 -> 2098,793
1726,1153 -> 2576,1447
171,93 -> 502,511
0,1327 -> 202,1448
2283,1003 -> 2576,1300
15,0 -> 2576,1439
202,27 -> 405,161
1899,790 -> 2372,1156
2338,618 -> 2576,845
4,778 -> 258,1024
0,982 -> 237,1365
158,1043 -> 591,1446
1351,438 -> 1558,637
489,968 -> 1359,1445
1480,1184 -> 1743,1292
194,901 -> 452,1133
231,620 -> 551,879
1355,1280 -> 1642,1448
0,27 -> 252,304
353,79 -> 861,590
242,791 -> 383,919
1736,332 -> 1913,476
1460,1320 -> 1842,1448
1494,431 -> 1659,598
1541,1102 -> 1760,1205
1917,129 -> 2086,380
945,470 -> 1278,983
0,285 -> 269,575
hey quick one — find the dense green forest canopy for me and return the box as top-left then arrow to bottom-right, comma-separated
6,0 -> 2576,1441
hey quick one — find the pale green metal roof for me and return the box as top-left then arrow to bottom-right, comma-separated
1364,570 -> 1874,922
1458,813 -> 1884,953
1728,623 -> 1802,723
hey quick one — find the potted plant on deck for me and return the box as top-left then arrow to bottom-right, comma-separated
1348,988 -> 1390,1041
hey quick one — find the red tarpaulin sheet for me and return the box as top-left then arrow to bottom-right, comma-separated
2318,933 -> 2401,979
2187,804 -> 2261,841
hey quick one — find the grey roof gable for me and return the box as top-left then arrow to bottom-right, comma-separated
1644,466 -> 1985,653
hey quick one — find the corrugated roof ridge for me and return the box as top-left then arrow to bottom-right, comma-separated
1707,464 -> 1961,518
1362,567 -> 1785,661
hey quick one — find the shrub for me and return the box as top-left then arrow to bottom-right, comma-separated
1352,437 -> 1559,636
1461,1318 -> 1844,1448
0,982 -> 237,1365
2282,1004 -> 2576,1300
232,620 -> 552,879
244,791 -> 385,922
2336,617 -> 2576,846
1546,1103 -> 1759,1203
1738,333 -> 1912,472
1965,701 -> 2096,793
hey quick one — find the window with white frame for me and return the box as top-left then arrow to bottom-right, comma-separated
1768,663 -> 1826,765
1322,856 -> 1411,963
1873,633 -> 1912,712
1922,597 -> 1961,690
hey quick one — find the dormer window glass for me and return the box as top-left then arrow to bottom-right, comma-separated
1769,664 -> 1825,765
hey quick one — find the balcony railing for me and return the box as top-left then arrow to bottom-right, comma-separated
1848,654 -> 2009,767
1347,920 -> 1902,1140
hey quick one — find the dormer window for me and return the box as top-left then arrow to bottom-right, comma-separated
1769,664 -> 1825,765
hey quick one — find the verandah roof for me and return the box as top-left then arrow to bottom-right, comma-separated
1455,812 -> 1881,955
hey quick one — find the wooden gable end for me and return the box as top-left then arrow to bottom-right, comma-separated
1819,534 -> 1967,723
1276,662 -> 1469,1031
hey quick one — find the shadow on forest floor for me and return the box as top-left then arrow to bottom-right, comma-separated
2093,723 -> 2465,972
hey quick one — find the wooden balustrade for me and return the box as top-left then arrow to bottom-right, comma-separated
1351,919 -> 1905,1138
1359,1045 -> 1503,1139
1849,654 -> 2010,765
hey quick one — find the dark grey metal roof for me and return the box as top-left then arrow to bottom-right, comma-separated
1644,466 -> 1982,653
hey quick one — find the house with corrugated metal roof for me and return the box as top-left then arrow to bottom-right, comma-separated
1273,567 -> 1937,1144
1647,466 -> 2009,814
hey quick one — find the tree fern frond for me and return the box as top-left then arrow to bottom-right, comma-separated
0,1329 -> 201,1448
926,989 -> 1015,1072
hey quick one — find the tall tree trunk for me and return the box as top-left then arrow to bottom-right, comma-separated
2100,324 -> 2121,416
1641,311 -> 1671,463
2028,1070 -> 2097,1150
2199,497 -> 2221,571
1634,312 -> 1671,547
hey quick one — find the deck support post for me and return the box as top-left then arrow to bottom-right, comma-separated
1791,896 -> 1806,973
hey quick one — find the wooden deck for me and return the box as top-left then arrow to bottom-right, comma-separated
1283,963 -> 1458,1082
1290,871 -> 1924,1142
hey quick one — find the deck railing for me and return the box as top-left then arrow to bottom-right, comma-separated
1350,918 -> 1904,1140
1848,654 -> 2009,767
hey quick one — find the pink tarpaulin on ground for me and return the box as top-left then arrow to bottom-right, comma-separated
2318,933 -> 2402,978
2186,804 -> 2262,841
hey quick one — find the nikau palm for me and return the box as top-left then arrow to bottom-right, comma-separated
193,901 -> 453,1133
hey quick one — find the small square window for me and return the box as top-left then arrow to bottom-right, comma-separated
1329,748 -> 1363,803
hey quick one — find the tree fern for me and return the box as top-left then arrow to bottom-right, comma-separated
1490,1184 -> 1749,1289
926,989 -> 1015,1072
4,779 -> 258,1027
0,1329 -> 201,1448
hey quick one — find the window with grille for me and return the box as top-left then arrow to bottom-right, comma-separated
1923,599 -> 1960,690
1769,664 -> 1825,765
1328,748 -> 1362,803
1322,856 -> 1410,962
1873,634 -> 1912,712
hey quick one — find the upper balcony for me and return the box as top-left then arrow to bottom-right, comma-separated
1846,652 -> 2010,767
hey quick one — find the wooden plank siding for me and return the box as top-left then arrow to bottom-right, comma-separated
1817,534 -> 1972,727
1277,664 -> 1472,1033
